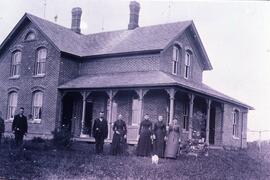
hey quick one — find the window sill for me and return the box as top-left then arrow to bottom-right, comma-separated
29,119 -> 42,124
9,76 -> 20,80
232,136 -> 240,140
33,74 -> 45,78
5,119 -> 13,123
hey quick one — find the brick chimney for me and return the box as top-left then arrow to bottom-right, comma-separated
71,7 -> 82,34
128,1 -> 140,30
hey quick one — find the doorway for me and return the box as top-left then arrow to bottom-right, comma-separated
209,107 -> 216,145
83,101 -> 93,136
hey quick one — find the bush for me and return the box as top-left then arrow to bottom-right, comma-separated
52,125 -> 72,148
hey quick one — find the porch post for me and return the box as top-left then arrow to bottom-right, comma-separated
168,89 -> 176,124
137,89 -> 148,122
107,90 -> 114,140
80,91 -> 87,137
220,103 -> 225,145
188,94 -> 195,139
206,99 -> 212,145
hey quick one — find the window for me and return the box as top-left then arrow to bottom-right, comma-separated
184,51 -> 191,79
34,48 -> 47,76
32,91 -> 43,120
233,110 -> 239,137
25,32 -> 36,41
7,92 -> 18,120
183,102 -> 189,131
172,46 -> 180,75
10,51 -> 22,77
131,98 -> 140,125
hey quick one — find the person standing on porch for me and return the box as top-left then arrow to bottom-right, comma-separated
164,118 -> 181,159
0,111 -> 5,145
12,107 -> 28,148
93,111 -> 108,154
153,115 -> 166,158
136,114 -> 153,157
111,114 -> 127,155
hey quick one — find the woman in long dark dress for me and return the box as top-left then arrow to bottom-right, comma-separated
153,115 -> 166,158
111,114 -> 127,155
136,114 -> 153,156
164,118 -> 181,159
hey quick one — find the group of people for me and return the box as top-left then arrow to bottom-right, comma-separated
92,111 -> 182,158
0,108 -> 182,159
0,107 -> 28,148
136,114 -> 181,158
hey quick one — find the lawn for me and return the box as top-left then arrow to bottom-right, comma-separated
0,139 -> 270,180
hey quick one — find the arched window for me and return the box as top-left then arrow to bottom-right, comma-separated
25,32 -> 36,41
34,48 -> 47,76
184,51 -> 191,79
7,91 -> 18,120
233,109 -> 239,137
172,45 -> 180,75
10,51 -> 22,77
32,91 -> 43,121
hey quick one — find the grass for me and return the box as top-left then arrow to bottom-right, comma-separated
0,139 -> 270,180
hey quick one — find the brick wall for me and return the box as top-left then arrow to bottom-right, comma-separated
79,54 -> 160,75
222,103 -> 248,148
160,30 -> 204,83
0,21 -> 61,136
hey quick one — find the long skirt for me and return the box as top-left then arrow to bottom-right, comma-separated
164,131 -> 180,158
153,134 -> 165,158
136,130 -> 152,156
111,133 -> 125,155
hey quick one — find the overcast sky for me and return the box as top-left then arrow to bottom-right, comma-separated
0,0 -> 269,140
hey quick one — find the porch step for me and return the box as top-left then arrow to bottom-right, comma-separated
72,137 -> 137,145
209,145 -> 223,150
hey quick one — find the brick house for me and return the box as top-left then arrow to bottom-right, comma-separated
0,1 -> 253,148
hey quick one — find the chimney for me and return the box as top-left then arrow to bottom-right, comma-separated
71,7 -> 82,34
128,1 -> 140,30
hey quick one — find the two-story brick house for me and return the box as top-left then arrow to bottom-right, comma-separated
0,1 -> 253,148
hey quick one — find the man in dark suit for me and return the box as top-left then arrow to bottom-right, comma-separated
0,111 -> 5,145
12,107 -> 28,147
93,111 -> 108,154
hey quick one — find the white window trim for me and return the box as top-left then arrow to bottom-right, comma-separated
32,91 -> 43,121
232,109 -> 240,138
10,51 -> 22,78
184,51 -> 191,79
172,46 -> 180,75
35,48 -> 47,76
7,92 -> 18,121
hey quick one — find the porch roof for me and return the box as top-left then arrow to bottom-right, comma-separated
58,71 -> 254,110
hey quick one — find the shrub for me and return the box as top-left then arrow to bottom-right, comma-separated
52,125 -> 72,148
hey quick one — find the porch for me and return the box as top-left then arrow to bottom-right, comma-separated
58,87 -> 224,146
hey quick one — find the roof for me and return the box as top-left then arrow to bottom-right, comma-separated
0,13 -> 212,70
58,71 -> 254,110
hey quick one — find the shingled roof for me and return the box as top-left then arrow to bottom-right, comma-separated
27,13 -> 192,56
58,71 -> 253,110
0,13 -> 212,70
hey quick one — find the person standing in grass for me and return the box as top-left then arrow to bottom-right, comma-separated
111,114 -> 127,155
0,111 -> 5,145
12,107 -> 28,147
93,111 -> 108,154
136,114 -> 153,157
164,118 -> 181,159
153,115 -> 166,158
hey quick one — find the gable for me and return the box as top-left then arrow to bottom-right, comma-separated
0,14 -> 59,59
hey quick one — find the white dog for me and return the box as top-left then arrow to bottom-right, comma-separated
151,154 -> 159,165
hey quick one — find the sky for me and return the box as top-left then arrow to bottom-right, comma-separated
0,0 -> 269,141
